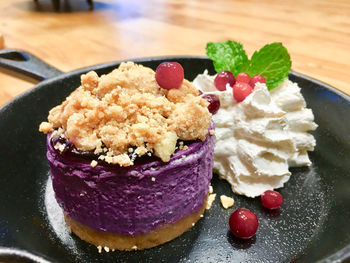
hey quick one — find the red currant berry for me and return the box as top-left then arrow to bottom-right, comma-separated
155,62 -> 184,90
229,208 -> 259,239
233,82 -> 253,102
236,72 -> 251,83
214,71 -> 236,91
202,94 -> 220,114
261,190 -> 283,210
249,74 -> 266,88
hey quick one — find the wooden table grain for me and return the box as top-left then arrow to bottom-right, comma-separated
0,0 -> 349,106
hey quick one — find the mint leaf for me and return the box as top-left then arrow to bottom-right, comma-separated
206,41 -> 248,76
244,43 -> 291,90
206,41 -> 292,91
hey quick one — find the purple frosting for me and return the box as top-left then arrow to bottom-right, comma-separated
47,127 -> 215,236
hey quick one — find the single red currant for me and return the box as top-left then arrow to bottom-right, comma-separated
249,74 -> 266,88
233,82 -> 253,102
214,71 -> 236,91
202,94 -> 220,114
261,190 -> 283,210
229,208 -> 259,239
155,62 -> 184,90
236,72 -> 251,83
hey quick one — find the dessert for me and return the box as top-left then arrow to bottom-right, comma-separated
194,41 -> 317,198
39,62 -> 214,250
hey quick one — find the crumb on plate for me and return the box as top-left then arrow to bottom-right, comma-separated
206,193 -> 216,210
220,195 -> 234,209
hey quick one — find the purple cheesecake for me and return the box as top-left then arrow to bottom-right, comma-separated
39,62 -> 215,250
47,124 -> 215,249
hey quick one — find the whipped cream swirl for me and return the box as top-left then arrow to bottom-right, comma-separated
193,71 -> 317,197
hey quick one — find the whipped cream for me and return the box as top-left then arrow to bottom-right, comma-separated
193,71 -> 317,197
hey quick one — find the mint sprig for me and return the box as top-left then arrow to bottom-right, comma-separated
206,41 -> 248,76
206,41 -> 291,90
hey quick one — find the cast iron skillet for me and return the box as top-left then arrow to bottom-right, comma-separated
0,49 -> 350,263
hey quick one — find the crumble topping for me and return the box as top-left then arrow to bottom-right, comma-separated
40,62 -> 211,166
90,160 -> 98,167
39,122 -> 53,133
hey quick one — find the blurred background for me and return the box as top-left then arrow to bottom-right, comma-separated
0,0 -> 349,105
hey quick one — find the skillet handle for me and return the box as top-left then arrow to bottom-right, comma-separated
0,49 -> 62,80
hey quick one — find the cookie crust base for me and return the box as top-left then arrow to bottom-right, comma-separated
64,195 -> 208,251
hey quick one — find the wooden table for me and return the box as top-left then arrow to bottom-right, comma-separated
0,0 -> 349,106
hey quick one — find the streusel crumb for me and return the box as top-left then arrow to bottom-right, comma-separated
39,122 -> 53,133
206,193 -> 216,210
40,62 -> 211,166
97,245 -> 102,253
90,160 -> 98,168
220,195 -> 234,209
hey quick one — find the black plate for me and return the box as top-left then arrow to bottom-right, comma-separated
0,56 -> 350,263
